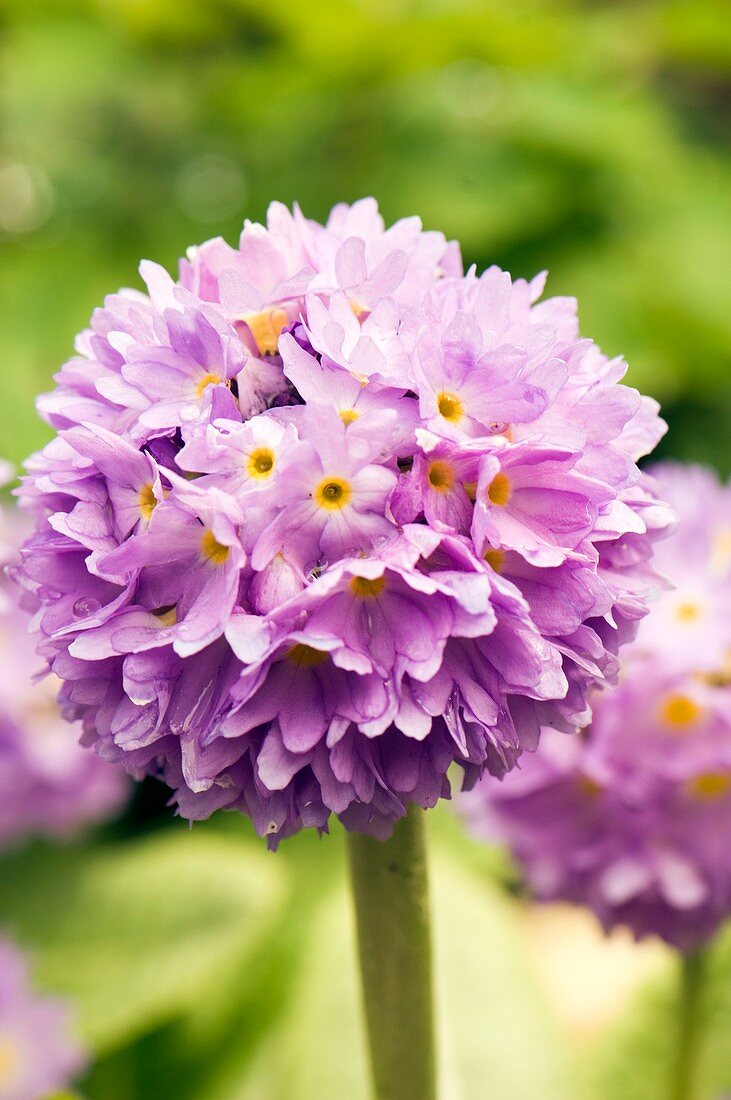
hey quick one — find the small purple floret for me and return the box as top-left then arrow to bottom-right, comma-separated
0,476 -> 128,848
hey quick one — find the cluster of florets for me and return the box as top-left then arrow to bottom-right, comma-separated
0,936 -> 86,1099
465,464 -> 731,950
0,468 -> 127,847
14,199 -> 671,843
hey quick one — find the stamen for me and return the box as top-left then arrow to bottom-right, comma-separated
687,772 -> 731,801
138,483 -> 157,520
201,529 -> 230,564
577,775 -> 602,799
286,644 -> 328,667
660,693 -> 702,730
349,575 -> 386,598
196,372 -> 222,399
0,1037 -> 19,1086
427,460 -> 456,493
487,472 -> 512,507
340,408 -> 359,425
152,605 -> 178,627
483,548 -> 505,573
314,477 -> 352,511
244,308 -> 288,356
676,601 -> 700,622
246,447 -> 275,479
436,391 -> 464,422
699,652 -> 731,687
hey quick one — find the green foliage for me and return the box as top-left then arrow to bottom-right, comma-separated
146,825 -> 577,1100
3,796 -> 731,1099
0,0 -> 729,469
589,927 -> 731,1100
0,829 -> 284,1052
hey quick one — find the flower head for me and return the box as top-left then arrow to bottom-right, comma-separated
0,936 -> 86,1099
0,473 -> 127,847
14,199 -> 671,844
463,464 -> 731,949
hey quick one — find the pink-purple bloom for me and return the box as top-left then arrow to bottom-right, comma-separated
13,198 -> 672,844
0,936 -> 86,1099
464,464 -> 731,949
0,473 -> 127,847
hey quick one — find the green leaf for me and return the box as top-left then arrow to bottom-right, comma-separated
0,828 -> 284,1054
432,842 -> 577,1100
193,822 -> 577,1100
590,924 -> 731,1100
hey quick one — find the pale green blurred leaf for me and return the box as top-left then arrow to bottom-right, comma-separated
590,924 -> 731,1100
0,830 -> 284,1053
194,828 -> 576,1100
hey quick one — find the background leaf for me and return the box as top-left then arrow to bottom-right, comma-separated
588,926 -> 731,1100
0,828 -> 284,1053
187,818 -> 578,1100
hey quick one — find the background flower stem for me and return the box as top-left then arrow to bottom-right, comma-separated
346,804 -> 437,1100
672,947 -> 708,1100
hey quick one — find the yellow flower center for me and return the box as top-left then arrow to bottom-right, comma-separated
676,601 -> 700,622
246,447 -> 275,479
483,548 -> 505,573
711,527 -> 731,577
314,477 -> 352,511
339,408 -> 360,425
427,460 -> 456,493
687,772 -> 731,801
350,298 -> 368,319
286,644 -> 328,667
577,775 -> 603,799
201,529 -> 230,565
437,391 -> 464,423
243,308 -> 288,356
487,472 -> 512,507
700,652 -> 731,687
0,1036 -> 19,1086
660,693 -> 702,730
138,483 -> 157,521
349,575 -> 386,598
152,605 -> 178,627
196,372 -> 222,399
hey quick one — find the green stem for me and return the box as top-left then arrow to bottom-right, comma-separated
671,948 -> 708,1100
346,805 -> 437,1100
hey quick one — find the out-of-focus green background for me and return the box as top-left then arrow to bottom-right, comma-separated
1,2 -> 731,1099
2,0 -> 730,472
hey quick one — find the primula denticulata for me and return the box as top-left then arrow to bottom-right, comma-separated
11,197 -> 676,1100
14,199 -> 673,843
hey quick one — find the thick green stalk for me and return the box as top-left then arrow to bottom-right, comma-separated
346,805 -> 436,1100
671,948 -> 708,1100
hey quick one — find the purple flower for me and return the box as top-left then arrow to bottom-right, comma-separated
0,476 -> 128,848
463,463 -> 731,950
0,936 -> 86,1099
14,199 -> 672,844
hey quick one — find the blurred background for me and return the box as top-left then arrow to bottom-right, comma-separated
0,1 -> 730,1098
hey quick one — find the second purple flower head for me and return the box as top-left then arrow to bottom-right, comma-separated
465,464 -> 731,949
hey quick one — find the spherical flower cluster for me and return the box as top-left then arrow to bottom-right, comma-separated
0,936 -> 86,1100
0,471 -> 127,847
464,463 -> 731,949
15,198 -> 671,843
